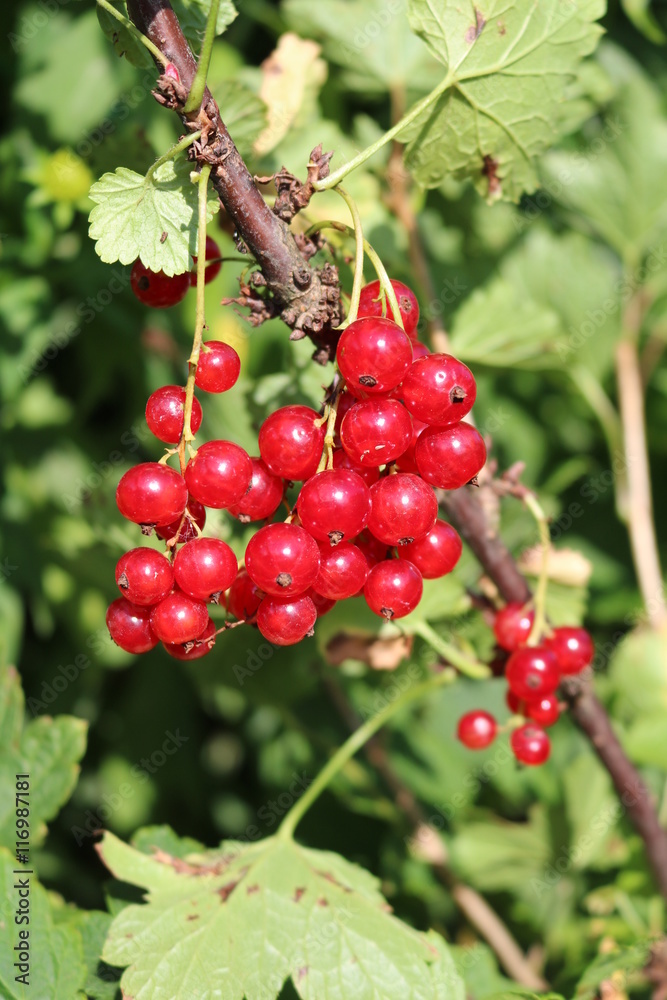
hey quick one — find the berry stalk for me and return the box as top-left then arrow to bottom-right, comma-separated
183,0 -> 220,113
96,0 -> 169,66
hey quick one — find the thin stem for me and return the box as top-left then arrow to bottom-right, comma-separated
183,0 -> 220,113
523,492 -> 551,645
96,0 -> 169,65
411,620 -> 491,679
177,164 -> 211,473
277,666 -> 457,840
334,187 -> 365,327
313,75 -> 452,192
145,130 -> 202,184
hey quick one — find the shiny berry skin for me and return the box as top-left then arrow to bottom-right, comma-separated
131,261 -> 190,308
396,417 -> 428,475
145,385 -> 203,444
457,710 -> 497,749
368,473 -> 437,546
256,594 -> 317,645
195,341 -> 241,393
296,469 -> 371,545
116,462 -> 188,527
545,626 -> 594,675
510,723 -> 551,765
314,542 -> 369,600
412,342 -> 430,360
415,422 -> 486,490
190,235 -> 222,285
308,589 -> 337,617
259,405 -> 325,481
156,497 -> 206,544
106,598 -> 158,653
115,547 -> 174,606
227,457 -> 284,523
526,694 -> 560,727
364,559 -> 423,619
332,448 -> 380,487
400,520 -> 462,578
401,354 -> 476,426
354,529 -> 390,567
174,537 -> 238,602
494,603 -> 535,651
184,440 -> 252,509
227,568 -> 262,621
505,646 -> 560,700
358,279 -> 419,341
149,589 -> 210,644
245,522 -> 320,597
337,317 -> 412,397
333,391 -> 357,442
340,398 -> 413,468
163,618 -> 217,660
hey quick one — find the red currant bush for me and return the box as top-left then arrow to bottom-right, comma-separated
457,710 -> 497,749
130,260 -> 189,308
116,462 -> 188,527
145,385 -> 203,444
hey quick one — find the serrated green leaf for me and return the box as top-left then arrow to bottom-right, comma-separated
0,849 -> 87,1000
88,156 -> 220,276
402,0 -> 605,200
98,829 -> 464,999
216,80 -> 267,159
0,665 -> 87,851
60,909 -> 121,1000
96,0 -> 154,69
172,0 -> 237,50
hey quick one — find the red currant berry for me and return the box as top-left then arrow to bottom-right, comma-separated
227,567 -> 262,621
174,537 -> 238,602
145,385 -> 203,444
412,342 -> 430,360
190,235 -> 222,285
156,497 -> 206,544
415,422 -> 486,490
314,542 -> 369,600
457,710 -> 497,749
337,317 -> 412,397
259,405 -> 325,481
358,279 -> 419,340
245,522 -> 320,597
256,594 -> 317,645
340,398 -> 413,468
506,690 -> 524,714
333,391 -> 357,442
364,559 -> 423,619
130,260 -> 189,308
195,341 -> 241,393
494,603 -> 535,651
545,627 -> 594,675
296,469 -> 371,545
308,589 -> 337,617
115,547 -> 174,606
332,448 -> 380,487
149,589 -> 210,644
106,598 -> 158,654
116,463 -> 187,527
163,618 -> 217,660
395,417 -> 428,474
401,354 -> 476,426
354,529 -> 390,567
510,723 -> 551,765
368,473 -> 437,546
526,694 -> 560,727
184,440 -> 252,509
505,646 -> 560,700
227,458 -> 284,523
400,520 -> 462,578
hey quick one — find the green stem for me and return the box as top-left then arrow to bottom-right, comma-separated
523,492 -> 551,645
145,131 -> 202,184
335,187 -> 365,327
96,0 -> 168,66
277,664 -> 457,840
411,620 -> 491,679
183,0 -> 220,113
313,75 -> 452,192
569,366 -> 627,521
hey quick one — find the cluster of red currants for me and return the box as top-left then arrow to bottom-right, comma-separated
457,605 -> 594,765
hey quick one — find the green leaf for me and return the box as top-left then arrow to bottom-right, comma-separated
0,849 -> 87,1000
59,909 -> 121,1000
449,807 -> 551,892
0,664 -> 87,851
403,0 -> 605,200
608,626 -> 667,720
98,829 -> 464,999
88,156 -> 220,276
574,940 -> 651,999
96,0 -> 154,69
172,0 -> 237,50
216,80 -> 268,159
620,0 -> 665,43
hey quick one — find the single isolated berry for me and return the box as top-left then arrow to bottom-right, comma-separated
336,316 -> 412,397
149,589 -> 210,645
296,469 -> 371,545
256,594 -> 317,646
163,618 -> 217,661
227,457 -> 284,523
245,522 -> 320,597
174,537 -> 238,602
505,646 -> 560,700
357,279 -> 420,341
259,405 -> 325,481
546,626 -> 594,675
195,341 -> 241,394
156,497 -> 206,544
106,598 -> 158,654
457,710 -> 497,749
401,353 -> 476,426
494,602 -> 535,651
364,559 -> 423,620
190,235 -> 222,285
116,462 -> 188,527
314,542 -> 369,600
227,568 -> 262,622
145,385 -> 203,444
115,547 -> 174,606
400,520 -> 462,579
340,398 -> 413,468
415,422 -> 487,490
184,440 -> 252,509
511,723 -> 551,766
130,260 -> 189,308
368,473 -> 437,546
